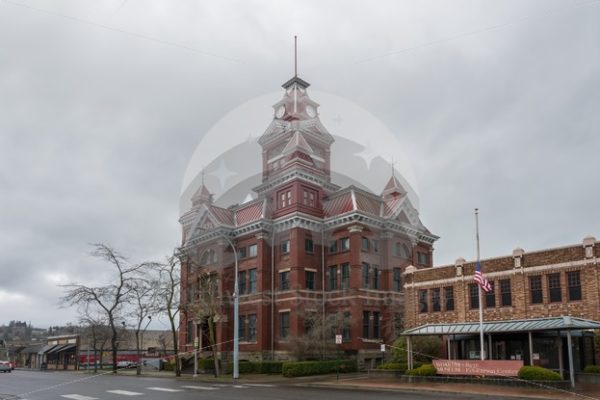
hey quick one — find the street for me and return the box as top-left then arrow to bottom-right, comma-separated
0,370 -> 525,400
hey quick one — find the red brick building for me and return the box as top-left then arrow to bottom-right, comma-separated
403,236 -> 599,371
178,74 -> 437,364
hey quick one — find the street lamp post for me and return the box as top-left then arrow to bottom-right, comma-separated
221,234 -> 239,379
138,316 -> 151,375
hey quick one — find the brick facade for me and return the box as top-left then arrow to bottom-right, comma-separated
178,74 -> 437,363
404,236 -> 599,329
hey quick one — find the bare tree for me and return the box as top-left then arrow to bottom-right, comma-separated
79,308 -> 111,373
188,272 -> 222,376
153,253 -> 182,376
288,305 -> 352,361
128,275 -> 157,375
61,244 -> 142,373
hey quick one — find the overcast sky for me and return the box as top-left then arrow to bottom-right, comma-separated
1,0 -> 598,328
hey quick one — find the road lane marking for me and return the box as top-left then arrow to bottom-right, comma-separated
181,385 -> 218,390
61,395 -> 98,400
147,387 -> 183,392
245,383 -> 274,387
107,390 -> 144,396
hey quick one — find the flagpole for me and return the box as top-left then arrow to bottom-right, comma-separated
475,208 -> 485,361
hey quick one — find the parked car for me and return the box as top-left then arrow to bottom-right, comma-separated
0,361 -> 11,373
116,360 -> 136,368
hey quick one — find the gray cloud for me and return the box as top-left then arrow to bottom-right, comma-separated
0,0 -> 598,326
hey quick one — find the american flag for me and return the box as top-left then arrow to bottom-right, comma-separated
474,261 -> 492,292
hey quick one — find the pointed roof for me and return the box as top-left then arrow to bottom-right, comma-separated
282,131 -> 314,156
382,174 -> 405,197
282,76 -> 310,89
191,184 -> 213,209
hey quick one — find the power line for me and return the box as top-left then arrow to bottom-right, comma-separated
2,0 -> 240,63
355,0 -> 600,64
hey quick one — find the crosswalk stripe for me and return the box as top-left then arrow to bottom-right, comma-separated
181,385 -> 218,390
245,383 -> 275,387
61,395 -> 98,400
147,387 -> 183,392
107,390 -> 144,396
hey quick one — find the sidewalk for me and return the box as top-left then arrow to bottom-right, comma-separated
306,375 -> 600,400
40,368 -> 600,399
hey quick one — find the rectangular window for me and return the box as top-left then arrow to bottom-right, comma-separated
340,237 -> 350,251
362,263 -> 370,288
280,312 -> 289,339
248,314 -> 257,342
417,251 -> 430,266
362,311 -> 370,338
248,244 -> 257,258
393,243 -> 401,257
444,286 -> 454,311
238,271 -> 246,295
418,289 -> 428,313
500,279 -> 512,306
530,276 -> 543,304
469,284 -> 479,309
373,312 -> 380,338
372,239 -> 379,253
305,312 -> 316,334
280,240 -> 290,254
568,271 -> 582,301
238,316 -> 246,341
361,237 -> 370,251
237,247 -> 247,259
280,271 -> 289,291
372,266 -> 379,290
186,320 -> 193,344
341,263 -> 350,289
393,268 -> 402,292
342,312 -> 351,340
248,269 -> 257,294
305,270 -> 316,290
328,240 -> 338,253
305,238 -> 314,253
328,266 -> 337,290
431,288 -> 441,312
485,281 -> 496,308
548,273 -> 562,302
393,313 -> 403,337
303,189 -> 316,207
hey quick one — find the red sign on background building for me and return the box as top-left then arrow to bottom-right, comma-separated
433,360 -> 524,377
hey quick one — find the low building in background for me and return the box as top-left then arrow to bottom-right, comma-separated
403,236 -> 599,372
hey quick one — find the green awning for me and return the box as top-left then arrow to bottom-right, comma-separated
402,316 -> 600,336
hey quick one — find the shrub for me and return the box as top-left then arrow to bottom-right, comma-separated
258,361 -> 283,374
282,360 -> 357,377
518,366 -> 561,381
198,358 -> 215,370
378,362 -> 407,371
407,364 -> 437,376
223,361 -> 284,375
584,365 -> 600,374
162,360 -> 176,371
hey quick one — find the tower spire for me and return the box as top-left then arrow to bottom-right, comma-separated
294,35 -> 298,77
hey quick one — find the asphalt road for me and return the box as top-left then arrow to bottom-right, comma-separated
0,370 -> 522,400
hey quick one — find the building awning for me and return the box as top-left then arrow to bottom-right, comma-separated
47,344 -> 67,354
20,344 -> 43,354
37,344 -> 57,355
402,316 -> 600,336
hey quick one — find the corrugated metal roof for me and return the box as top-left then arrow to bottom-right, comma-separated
402,317 -> 600,336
